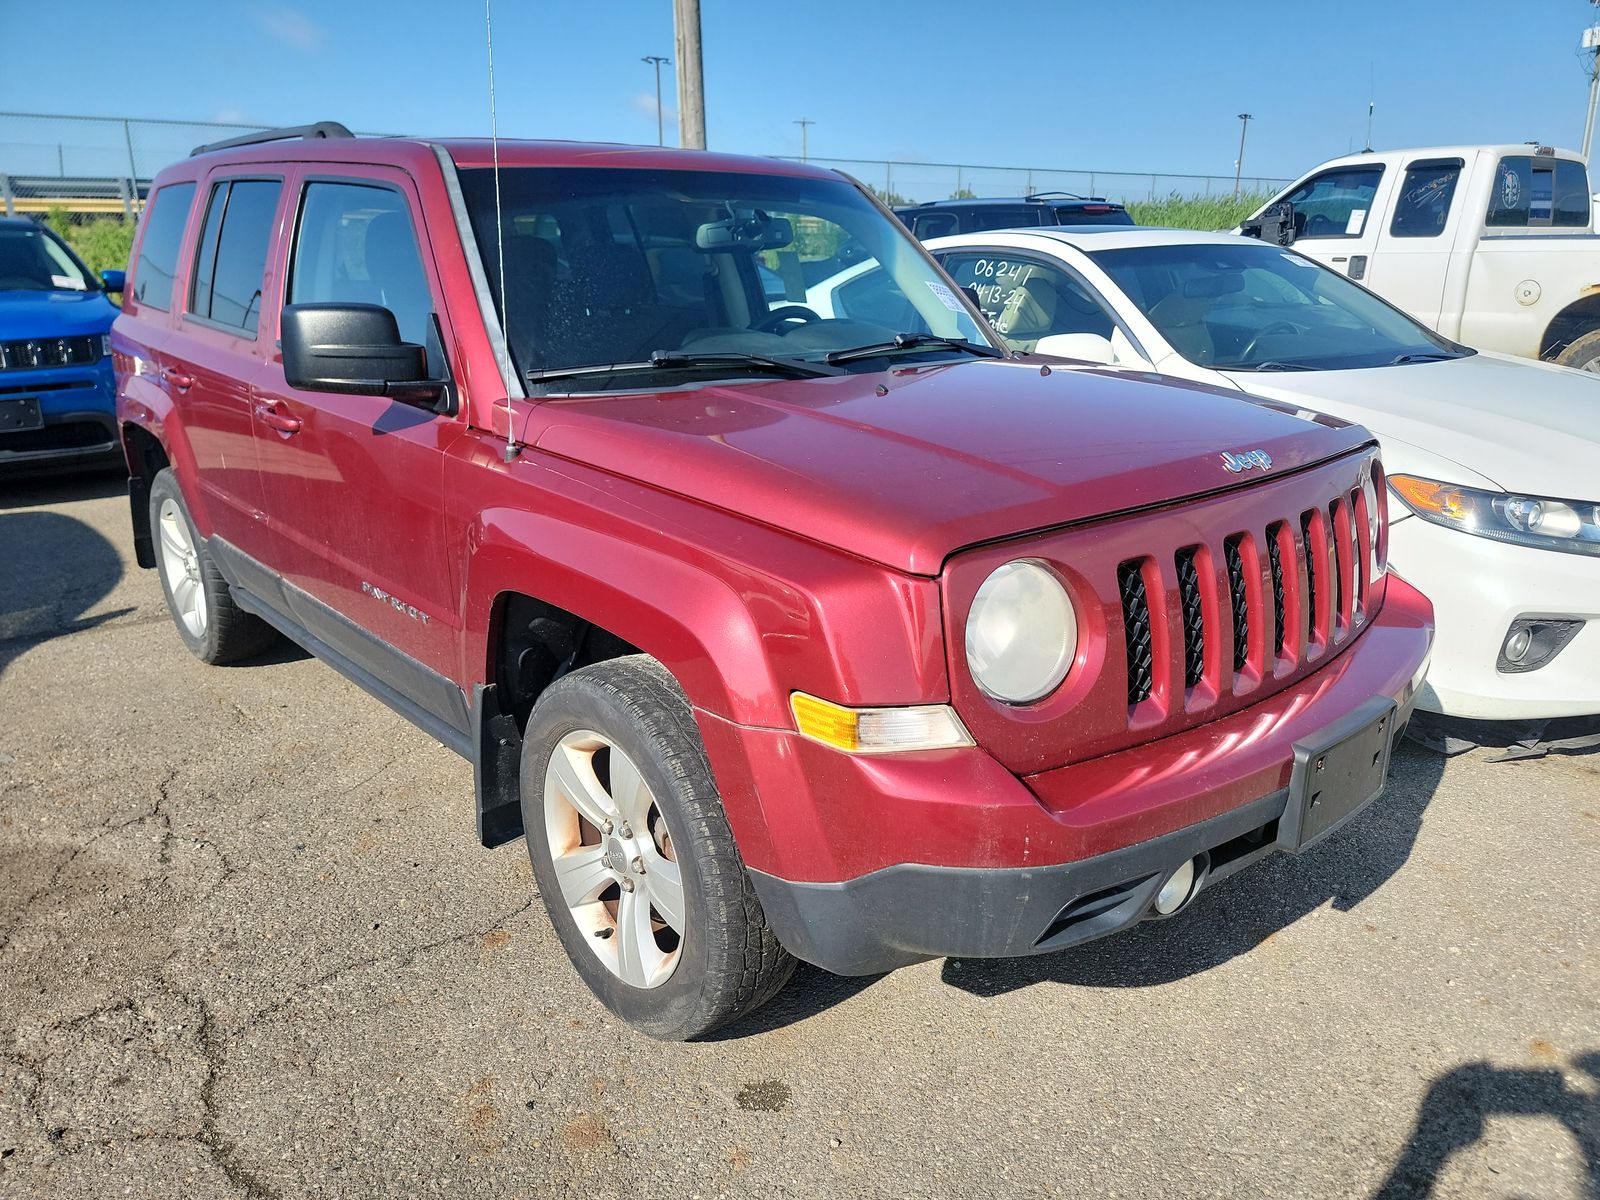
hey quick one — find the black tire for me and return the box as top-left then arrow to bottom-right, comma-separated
520,655 -> 795,1040
1554,328 -> 1600,372
148,468 -> 278,665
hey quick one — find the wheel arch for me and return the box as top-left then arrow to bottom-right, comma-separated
1538,292 -> 1600,360
464,508 -> 787,855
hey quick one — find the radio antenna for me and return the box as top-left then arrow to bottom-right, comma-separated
485,0 -> 516,463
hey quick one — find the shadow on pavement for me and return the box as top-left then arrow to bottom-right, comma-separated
939,742 -> 1447,997
0,508 -> 127,682
707,962 -> 884,1041
1371,1050 -> 1599,1199
0,464 -> 126,511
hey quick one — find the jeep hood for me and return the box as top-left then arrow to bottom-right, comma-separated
1218,351 -> 1600,500
0,287 -> 119,339
527,359 -> 1371,576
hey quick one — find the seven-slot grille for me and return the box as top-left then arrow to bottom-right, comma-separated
0,335 -> 102,372
1116,481 -> 1375,709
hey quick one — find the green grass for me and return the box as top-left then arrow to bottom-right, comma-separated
1126,192 -> 1271,231
44,206 -> 137,278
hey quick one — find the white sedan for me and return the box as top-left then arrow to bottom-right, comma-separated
869,227 -> 1598,722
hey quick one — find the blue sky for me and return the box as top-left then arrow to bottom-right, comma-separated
2,0 -> 1595,185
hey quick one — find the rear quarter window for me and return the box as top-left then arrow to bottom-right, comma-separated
131,182 -> 197,311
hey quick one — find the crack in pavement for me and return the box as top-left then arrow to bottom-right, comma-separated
248,897 -> 542,1028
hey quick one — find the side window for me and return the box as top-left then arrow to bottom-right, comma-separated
1284,166 -> 1383,239
965,208 -> 1041,233
131,182 -> 196,310
1486,157 -> 1533,227
910,212 -> 958,239
289,182 -> 435,353
1389,161 -> 1461,238
1553,159 -> 1590,227
189,179 -> 282,334
831,266 -> 922,330
939,252 -> 1115,347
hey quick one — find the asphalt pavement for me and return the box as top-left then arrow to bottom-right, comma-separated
1,470 -> 1595,1199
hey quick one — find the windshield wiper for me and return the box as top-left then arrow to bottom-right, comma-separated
526,349 -> 842,389
824,333 -> 1004,366
1390,352 -> 1461,365
1242,360 -> 1316,372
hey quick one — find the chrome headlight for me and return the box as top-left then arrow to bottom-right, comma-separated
964,560 -> 1077,703
1389,475 -> 1600,557
1361,468 -> 1386,580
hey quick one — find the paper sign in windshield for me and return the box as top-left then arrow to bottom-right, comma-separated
925,280 -> 963,311
1344,209 -> 1367,236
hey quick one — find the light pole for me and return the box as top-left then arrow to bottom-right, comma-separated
642,55 -> 670,146
1233,112 -> 1253,198
794,118 -> 814,162
1582,9 -> 1600,160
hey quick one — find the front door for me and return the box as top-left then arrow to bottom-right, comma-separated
1278,163 -> 1389,285
252,167 -> 464,699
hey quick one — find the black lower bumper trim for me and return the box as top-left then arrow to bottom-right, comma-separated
750,699 -> 1415,977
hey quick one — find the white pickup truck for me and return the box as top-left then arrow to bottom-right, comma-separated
1240,144 -> 1600,370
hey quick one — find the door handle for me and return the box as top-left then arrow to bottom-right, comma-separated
163,367 -> 195,392
254,402 -> 303,435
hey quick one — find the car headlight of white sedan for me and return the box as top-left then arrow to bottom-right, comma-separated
1389,475 -> 1600,557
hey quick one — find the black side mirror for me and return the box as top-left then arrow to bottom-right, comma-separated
1239,200 -> 1297,247
280,303 -> 446,399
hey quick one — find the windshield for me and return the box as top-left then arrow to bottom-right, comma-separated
1089,241 -> 1466,371
458,166 -> 988,391
0,224 -> 97,293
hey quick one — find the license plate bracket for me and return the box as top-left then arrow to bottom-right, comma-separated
0,397 -> 44,433
1280,696 -> 1397,853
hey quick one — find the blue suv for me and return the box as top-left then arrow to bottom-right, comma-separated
0,217 -> 124,474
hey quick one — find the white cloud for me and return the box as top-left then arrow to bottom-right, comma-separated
213,109 -> 249,125
631,92 -> 674,120
251,6 -> 325,52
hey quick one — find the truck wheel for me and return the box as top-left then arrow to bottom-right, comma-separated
520,655 -> 796,1040
149,469 -> 278,665
1554,328 -> 1600,372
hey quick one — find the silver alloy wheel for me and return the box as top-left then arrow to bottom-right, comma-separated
157,497 -> 207,639
1582,357 -> 1600,374
543,729 -> 686,989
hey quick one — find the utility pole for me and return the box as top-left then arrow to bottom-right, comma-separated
1583,5 -> 1600,160
673,0 -> 706,149
794,118 -> 814,162
642,55 -> 670,146
1233,112 -> 1252,198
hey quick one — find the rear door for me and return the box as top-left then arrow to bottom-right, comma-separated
168,174 -> 285,554
251,165 -> 464,696
1366,157 -> 1466,333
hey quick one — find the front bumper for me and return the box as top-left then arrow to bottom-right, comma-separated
707,577 -> 1432,976
1390,515 -> 1600,720
0,360 -> 119,473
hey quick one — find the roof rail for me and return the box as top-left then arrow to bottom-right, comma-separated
1026,191 -> 1087,201
190,121 -> 355,158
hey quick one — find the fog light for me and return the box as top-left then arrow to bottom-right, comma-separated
1154,858 -> 1198,915
1496,618 -> 1584,675
1502,627 -> 1533,664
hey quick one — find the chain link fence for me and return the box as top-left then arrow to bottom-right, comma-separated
0,111 -> 1291,270
0,111 -> 397,225
778,156 -> 1290,207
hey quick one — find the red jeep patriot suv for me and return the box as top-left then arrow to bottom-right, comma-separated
113,123 -> 1433,1039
